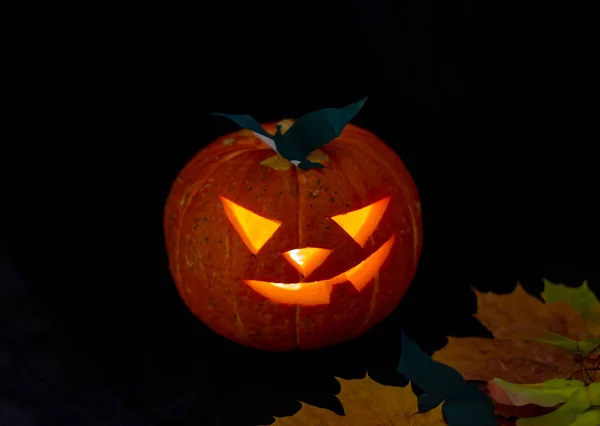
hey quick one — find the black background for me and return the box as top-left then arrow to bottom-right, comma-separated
2,1 -> 597,425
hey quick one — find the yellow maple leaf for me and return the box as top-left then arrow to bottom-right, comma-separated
271,375 -> 445,426
432,283 -> 599,385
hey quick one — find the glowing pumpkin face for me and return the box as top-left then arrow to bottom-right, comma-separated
220,195 -> 393,305
164,121 -> 422,351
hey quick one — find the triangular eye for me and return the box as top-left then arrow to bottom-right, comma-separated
331,197 -> 390,247
220,196 -> 281,254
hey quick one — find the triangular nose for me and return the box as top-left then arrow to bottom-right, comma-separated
282,247 -> 332,278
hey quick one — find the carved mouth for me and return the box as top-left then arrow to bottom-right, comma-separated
243,235 -> 395,305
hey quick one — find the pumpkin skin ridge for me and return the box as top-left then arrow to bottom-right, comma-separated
341,140 -> 417,263
217,144 -> 300,350
307,128 -> 418,341
227,147 -> 300,346
324,142 -> 378,332
349,171 -> 401,335
175,149 -> 267,345
228,153 -> 260,345
164,130 -> 275,346
219,148 -> 298,347
341,126 -> 422,267
301,141 -> 393,280
345,138 -> 419,263
291,164 -> 301,350
333,147 -> 383,332
165,122 -> 423,351
173,148 -> 256,294
172,145 -> 279,346
291,134 -> 407,350
339,129 -> 422,329
293,144 -> 368,283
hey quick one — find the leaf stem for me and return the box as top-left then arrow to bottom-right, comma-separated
586,342 -> 600,358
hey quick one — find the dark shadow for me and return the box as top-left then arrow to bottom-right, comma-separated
2,226 -> 503,426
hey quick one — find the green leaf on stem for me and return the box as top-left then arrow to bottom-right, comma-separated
528,330 -> 600,356
488,378 -> 584,407
541,279 -> 600,323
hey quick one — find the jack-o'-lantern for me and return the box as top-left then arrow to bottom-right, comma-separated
164,98 -> 422,350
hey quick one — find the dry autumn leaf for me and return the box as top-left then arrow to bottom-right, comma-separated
271,375 -> 445,426
433,281 -> 600,422
432,283 -> 599,385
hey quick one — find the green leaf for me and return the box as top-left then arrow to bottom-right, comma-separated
488,378 -> 584,407
516,385 -> 593,426
541,279 -> 600,323
588,382 -> 600,406
528,330 -> 600,356
397,332 -> 496,426
570,406 -> 600,426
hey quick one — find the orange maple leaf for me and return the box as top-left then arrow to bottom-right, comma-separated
433,283 -> 597,383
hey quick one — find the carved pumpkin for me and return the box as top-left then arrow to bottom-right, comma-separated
164,119 -> 422,351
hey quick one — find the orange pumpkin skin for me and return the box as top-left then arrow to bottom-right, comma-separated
164,121 -> 422,351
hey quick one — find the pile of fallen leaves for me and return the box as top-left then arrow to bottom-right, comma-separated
434,279 -> 600,425
274,331 -> 495,426
272,280 -> 599,425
